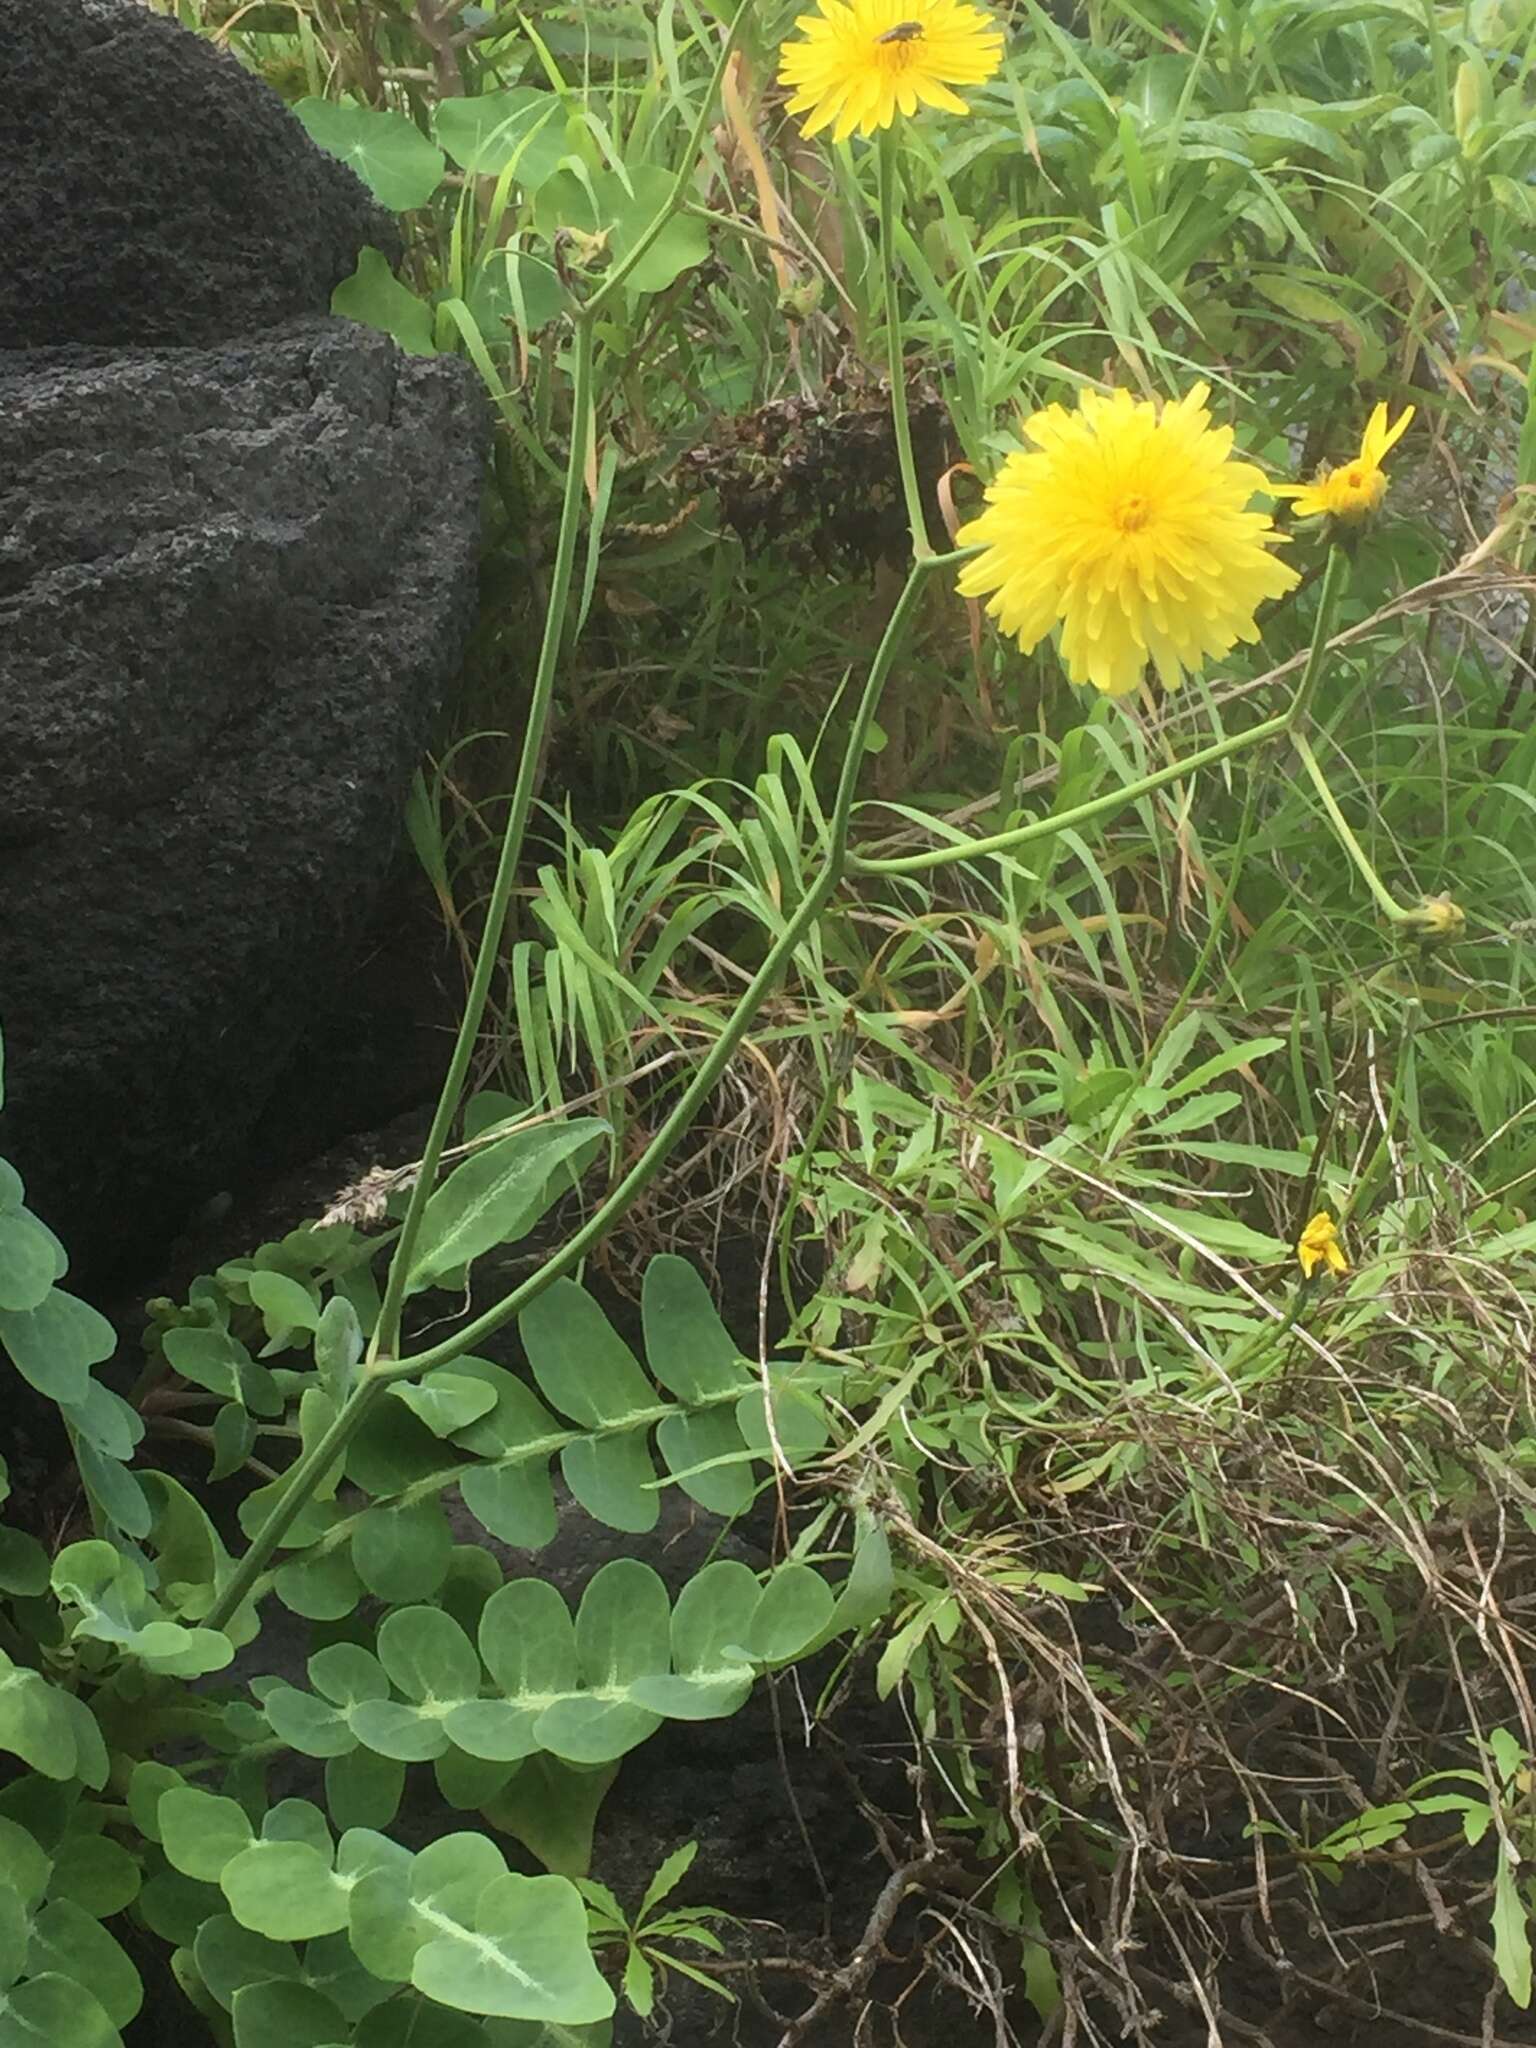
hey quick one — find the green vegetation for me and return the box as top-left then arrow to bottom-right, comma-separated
5,0 -> 1536,2038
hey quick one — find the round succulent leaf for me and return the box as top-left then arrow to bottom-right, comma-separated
260,1801 -> 332,1857
192,1914 -> 302,2013
440,1364 -> 560,1459
734,1378 -> 829,1468
73,1441 -> 151,1541
136,1872 -> 223,1950
324,1749 -> 404,1834
0,1655 -> 80,1780
159,1325 -> 247,1402
299,1929 -> 394,2023
352,1501 -> 453,1604
59,1381 -> 143,1463
45,1830 -> 139,1914
309,1644 -> 389,1710
458,1460 -> 558,1552
25,1900 -> 142,2028
441,1699 -> 541,1765
432,1744 -> 519,1810
313,1296 -> 364,1405
344,1402 -> 452,1498
519,1281 -> 656,1429
230,1978 -> 350,2048
0,1881 -> 29,1990
655,1408 -> 753,1515
345,1863 -> 419,1984
0,1209 -> 64,1314
640,1255 -> 749,1402
479,1580 -> 578,1700
352,1998 -> 488,2048
410,1871 -> 613,2024
220,1842 -> 349,1942
248,1271 -> 322,1340
348,1700 -> 450,1765
0,1285 -> 114,1401
264,1687 -> 355,1761
159,1788 -> 254,1883
532,1695 -> 663,1765
376,1607 -> 482,1706
559,1431 -> 659,1535
746,1564 -> 836,1666
275,1546 -> 364,1623
0,1817 -> 52,1913
574,1560 -> 670,1689
390,1374 -> 498,1440
0,1971 -> 122,2048
0,1528 -> 49,1598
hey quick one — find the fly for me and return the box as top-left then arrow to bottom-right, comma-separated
876,20 -> 925,41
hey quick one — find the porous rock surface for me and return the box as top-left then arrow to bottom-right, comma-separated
0,0 -> 399,349
0,1 -> 485,1283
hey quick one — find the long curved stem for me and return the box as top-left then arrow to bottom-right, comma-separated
370,318 -> 597,1364
878,129 -> 930,560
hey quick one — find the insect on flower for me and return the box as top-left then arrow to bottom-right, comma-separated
779,1 -> 1004,141
955,383 -> 1299,697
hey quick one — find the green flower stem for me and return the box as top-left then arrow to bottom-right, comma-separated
853,545 -> 1350,880
206,550 -> 957,1632
1291,730 -> 1411,925
369,316 -> 598,1367
877,129 -> 930,561
852,711 -> 1293,877
1101,546 -> 1349,1158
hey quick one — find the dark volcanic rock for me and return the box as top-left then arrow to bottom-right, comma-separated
0,320 -> 486,1281
0,0 -> 397,349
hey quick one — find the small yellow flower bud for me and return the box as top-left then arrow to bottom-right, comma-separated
1406,893 -> 1466,941
1297,1211 -> 1349,1281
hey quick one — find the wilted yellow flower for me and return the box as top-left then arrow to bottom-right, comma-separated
1278,403 -> 1414,523
1297,1211 -> 1348,1280
955,383 -> 1299,697
780,0 -> 1004,143
1406,892 -> 1466,940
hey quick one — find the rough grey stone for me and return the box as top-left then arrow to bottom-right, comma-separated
0,0 -> 398,349
0,319 -> 486,1280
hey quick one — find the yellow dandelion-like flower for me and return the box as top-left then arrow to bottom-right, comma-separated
955,383 -> 1300,698
1296,1210 -> 1349,1280
779,0 -> 1004,143
1277,402 -> 1414,523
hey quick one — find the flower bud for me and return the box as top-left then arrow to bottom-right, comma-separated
1406,893 -> 1466,941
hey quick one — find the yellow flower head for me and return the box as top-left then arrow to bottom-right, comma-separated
955,382 -> 1300,697
1278,403 -> 1414,523
779,0 -> 1004,143
1297,1210 -> 1349,1280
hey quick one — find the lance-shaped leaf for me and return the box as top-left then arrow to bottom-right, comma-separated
407,1121 -> 608,1291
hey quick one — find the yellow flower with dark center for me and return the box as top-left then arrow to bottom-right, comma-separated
1278,403 -> 1415,523
955,382 -> 1300,697
1297,1211 -> 1348,1280
780,0 -> 1004,142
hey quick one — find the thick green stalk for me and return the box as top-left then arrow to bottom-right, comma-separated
1292,730 -> 1411,924
852,710 -> 1292,878
370,318 -> 597,1364
877,129 -> 930,560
